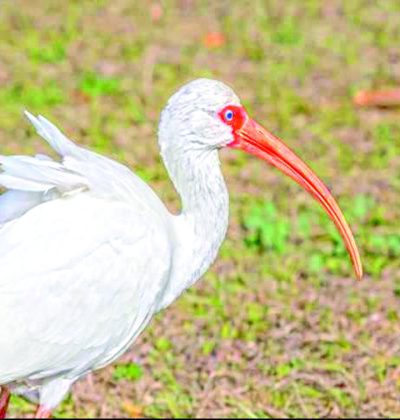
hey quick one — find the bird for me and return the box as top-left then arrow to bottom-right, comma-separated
0,78 -> 363,418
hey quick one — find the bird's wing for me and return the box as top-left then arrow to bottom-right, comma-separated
0,154 -> 88,224
0,194 -> 173,384
0,112 -> 176,383
0,112 -> 168,224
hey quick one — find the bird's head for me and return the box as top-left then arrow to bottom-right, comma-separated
159,78 -> 362,280
159,78 -> 241,152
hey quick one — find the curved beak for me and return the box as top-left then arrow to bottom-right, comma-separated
229,117 -> 363,280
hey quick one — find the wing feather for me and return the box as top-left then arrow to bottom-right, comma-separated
1,112 -> 169,224
24,111 -> 85,159
0,194 -> 172,383
0,113 -> 175,384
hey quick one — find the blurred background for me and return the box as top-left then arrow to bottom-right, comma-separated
1,0 -> 399,417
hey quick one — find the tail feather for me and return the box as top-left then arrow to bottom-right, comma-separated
0,114 -> 90,224
0,190 -> 57,224
0,155 -> 87,193
0,110 -> 149,224
0,173 -> 54,192
24,111 -> 84,159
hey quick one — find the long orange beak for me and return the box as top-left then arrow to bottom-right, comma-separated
229,118 -> 363,280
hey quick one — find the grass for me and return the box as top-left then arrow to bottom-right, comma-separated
0,0 -> 400,418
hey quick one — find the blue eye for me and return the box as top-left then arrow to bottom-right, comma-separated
224,109 -> 234,121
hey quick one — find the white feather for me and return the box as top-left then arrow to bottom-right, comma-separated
24,111 -> 84,159
0,190 -> 53,224
0,113 -> 175,408
0,79 -> 238,411
0,155 -> 88,192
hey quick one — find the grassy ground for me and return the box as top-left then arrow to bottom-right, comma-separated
1,0 -> 399,417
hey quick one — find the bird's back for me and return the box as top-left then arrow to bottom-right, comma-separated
0,113 -> 174,386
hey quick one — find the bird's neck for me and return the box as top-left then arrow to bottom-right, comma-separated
158,149 -> 229,310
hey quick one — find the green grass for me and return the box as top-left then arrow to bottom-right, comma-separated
79,72 -> 122,98
113,363 -> 144,382
1,0 -> 400,418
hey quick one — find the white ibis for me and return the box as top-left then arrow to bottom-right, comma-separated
0,79 -> 362,418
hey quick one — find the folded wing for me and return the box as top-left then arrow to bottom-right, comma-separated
0,112 -> 168,224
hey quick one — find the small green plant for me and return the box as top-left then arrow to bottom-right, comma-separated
155,337 -> 172,352
3,82 -> 65,107
243,201 -> 290,254
113,362 -> 143,382
79,72 -> 121,97
271,17 -> 302,46
29,41 -> 66,64
274,358 -> 305,379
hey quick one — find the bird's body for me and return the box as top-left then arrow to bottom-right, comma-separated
0,79 -> 362,417
0,119 -> 169,404
0,112 -> 228,410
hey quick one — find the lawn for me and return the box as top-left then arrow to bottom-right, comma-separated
1,0 -> 399,417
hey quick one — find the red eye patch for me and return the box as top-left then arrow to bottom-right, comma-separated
218,105 -> 247,132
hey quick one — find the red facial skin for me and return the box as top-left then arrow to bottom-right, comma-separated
218,105 -> 363,280
219,105 -> 248,136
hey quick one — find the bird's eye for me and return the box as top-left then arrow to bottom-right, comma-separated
219,105 -> 246,130
224,109 -> 234,121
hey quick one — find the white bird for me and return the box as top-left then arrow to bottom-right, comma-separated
0,79 -> 362,418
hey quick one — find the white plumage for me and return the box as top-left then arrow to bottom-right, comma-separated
0,113 -> 174,409
0,79 -> 362,417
